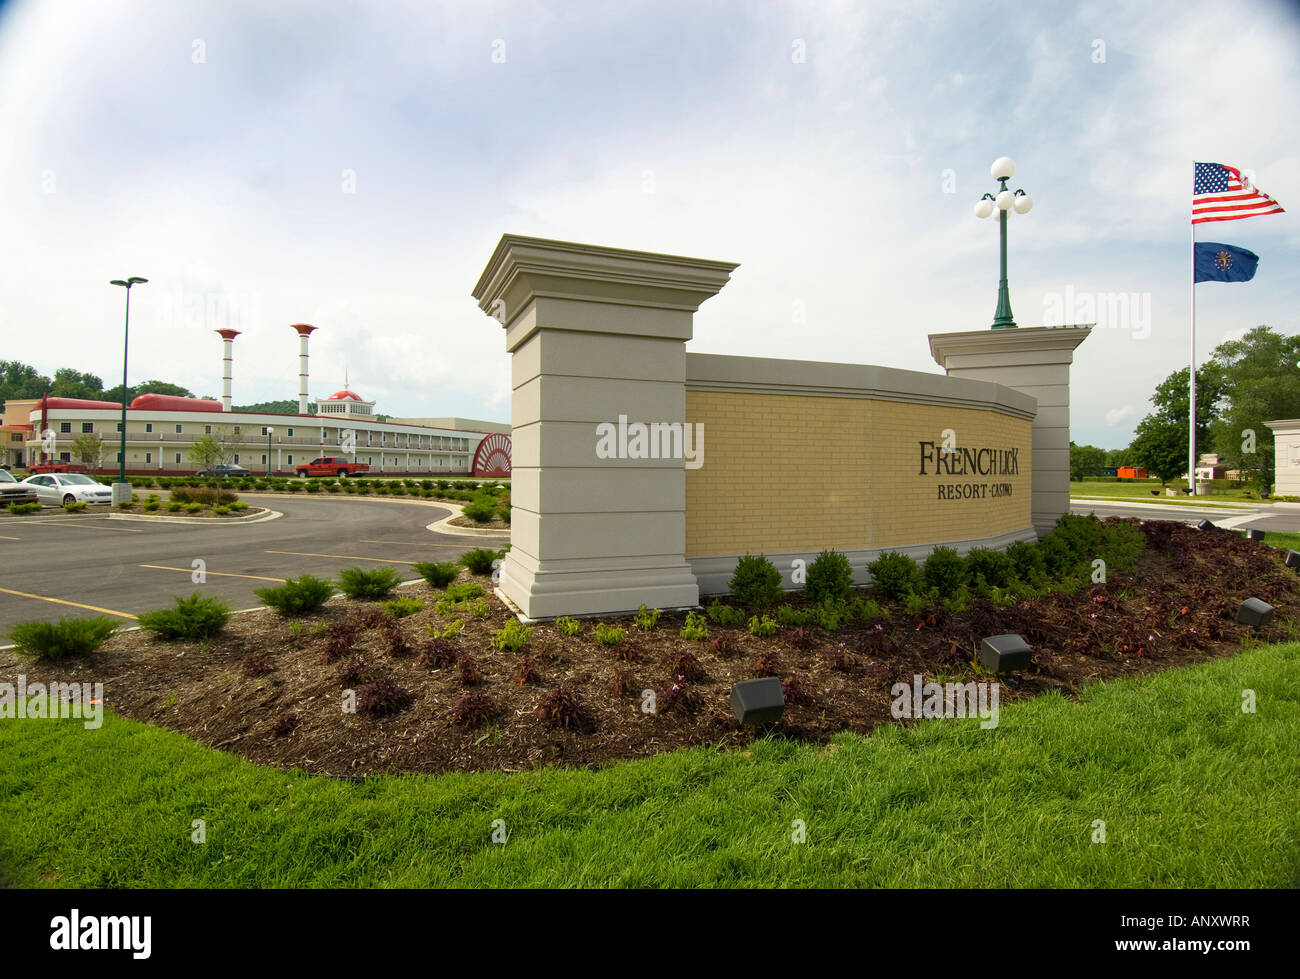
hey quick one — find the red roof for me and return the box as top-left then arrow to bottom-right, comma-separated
129,394 -> 224,412
328,390 -> 365,401
40,397 -> 123,411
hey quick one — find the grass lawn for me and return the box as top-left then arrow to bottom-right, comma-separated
2,642 -> 1298,888
1071,479 -> 1265,505
1244,529 -> 1300,552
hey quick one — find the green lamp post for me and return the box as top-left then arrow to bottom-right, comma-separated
973,157 -> 1033,330
109,276 -> 148,504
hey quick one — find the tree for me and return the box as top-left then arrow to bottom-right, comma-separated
1208,326 -> 1300,491
70,432 -> 104,469
1131,414 -> 1187,486
232,399 -> 315,415
0,361 -> 49,402
1069,442 -> 1108,481
49,368 -> 105,400
1127,362 -> 1225,487
188,427 -> 238,479
102,379 -> 196,405
1104,446 -> 1130,467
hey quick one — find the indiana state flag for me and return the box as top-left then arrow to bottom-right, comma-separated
1194,242 -> 1259,283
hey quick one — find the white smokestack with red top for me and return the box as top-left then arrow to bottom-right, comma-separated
215,329 -> 240,411
291,323 -> 316,414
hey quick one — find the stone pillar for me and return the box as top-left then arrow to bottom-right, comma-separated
473,235 -> 738,619
929,325 -> 1091,536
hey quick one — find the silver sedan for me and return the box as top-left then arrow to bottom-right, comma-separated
22,473 -> 115,506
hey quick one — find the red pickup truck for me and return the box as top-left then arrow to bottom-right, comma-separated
295,456 -> 370,478
27,462 -> 90,475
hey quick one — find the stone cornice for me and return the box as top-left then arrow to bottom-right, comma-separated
929,325 -> 1093,368
472,234 -> 739,328
685,352 -> 1037,420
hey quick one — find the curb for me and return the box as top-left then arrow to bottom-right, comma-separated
426,501 -> 511,539
108,508 -> 282,526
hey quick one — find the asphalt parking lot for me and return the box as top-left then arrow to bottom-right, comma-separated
0,496 -> 498,632
1071,497 -> 1300,532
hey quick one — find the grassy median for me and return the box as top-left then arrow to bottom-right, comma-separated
1,641 -> 1297,888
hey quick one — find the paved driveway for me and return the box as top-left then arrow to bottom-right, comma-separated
0,496 -> 498,631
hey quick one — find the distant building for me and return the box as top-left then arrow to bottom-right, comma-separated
388,416 -> 510,435
1116,465 -> 1147,479
7,323 -> 510,477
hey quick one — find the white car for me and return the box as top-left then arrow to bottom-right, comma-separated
22,473 -> 115,506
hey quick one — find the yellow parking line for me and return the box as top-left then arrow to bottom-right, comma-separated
265,549 -> 418,565
359,539 -> 448,547
139,564 -> 287,583
0,585 -> 137,619
0,535 -> 20,540
12,520 -> 142,533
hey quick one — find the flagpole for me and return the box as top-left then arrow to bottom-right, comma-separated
1189,162 -> 1197,496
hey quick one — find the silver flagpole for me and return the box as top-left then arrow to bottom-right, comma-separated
1189,163 -> 1197,496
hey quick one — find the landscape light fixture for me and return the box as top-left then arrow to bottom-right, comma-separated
1197,519 -> 1215,530
979,634 -> 1033,673
1245,528 -> 1265,541
1285,550 -> 1300,570
109,276 -> 148,505
730,677 -> 784,725
1235,597 -> 1274,631
266,427 -> 274,476
973,156 -> 1033,330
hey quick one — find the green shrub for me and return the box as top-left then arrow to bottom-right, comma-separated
922,546 -> 967,596
706,598 -> 748,627
853,597 -> 889,622
170,486 -> 238,506
337,566 -> 403,600
747,615 -> 778,637
255,574 -> 336,615
966,547 -> 1014,588
165,501 -> 184,513
554,616 -> 582,636
63,500 -> 88,513
183,503 -> 203,514
305,482 -> 322,493
492,619 -> 533,651
326,483 -> 342,493
116,500 -> 135,510
1007,540 -> 1047,584
805,550 -> 854,604
9,616 -> 118,659
632,604 -> 660,630
212,505 -> 232,516
459,548 -> 501,575
867,551 -> 922,600
462,501 -> 496,523
136,592 -> 231,639
593,622 -> 626,645
817,601 -> 849,630
229,501 -> 249,511
445,582 -> 485,602
438,618 -> 465,639
775,604 -> 815,628
413,561 -> 460,588
6,501 -> 40,515
498,507 -> 511,524
381,596 -> 424,618
902,592 -> 928,616
729,554 -> 783,610
680,611 -> 710,641
467,597 -> 491,618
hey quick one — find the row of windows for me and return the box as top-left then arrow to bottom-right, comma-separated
52,421 -> 467,449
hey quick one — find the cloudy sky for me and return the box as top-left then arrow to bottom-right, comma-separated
1,0 -> 1297,446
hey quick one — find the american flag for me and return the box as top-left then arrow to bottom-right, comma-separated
1193,162 -> 1285,224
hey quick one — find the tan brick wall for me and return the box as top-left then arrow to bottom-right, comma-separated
684,390 -> 1032,557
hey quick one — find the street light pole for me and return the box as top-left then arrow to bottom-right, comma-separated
109,277 -> 148,504
973,157 -> 1033,330
267,427 -> 274,477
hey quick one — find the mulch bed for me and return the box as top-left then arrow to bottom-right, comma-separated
3,519 -> 1295,778
447,514 -> 510,531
